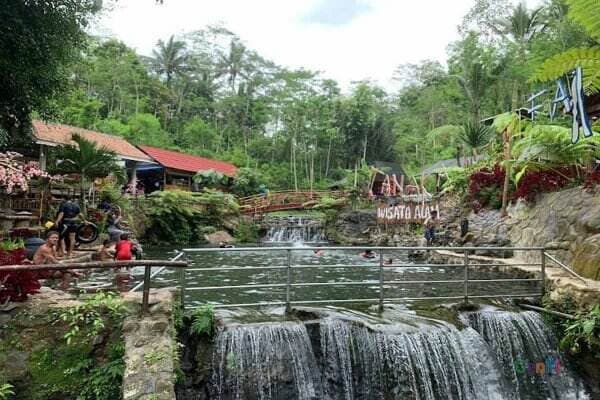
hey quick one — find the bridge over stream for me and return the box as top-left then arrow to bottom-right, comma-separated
238,190 -> 346,215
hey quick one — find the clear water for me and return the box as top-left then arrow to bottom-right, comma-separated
74,245 -> 542,308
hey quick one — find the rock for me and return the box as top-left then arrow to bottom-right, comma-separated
204,230 -> 234,245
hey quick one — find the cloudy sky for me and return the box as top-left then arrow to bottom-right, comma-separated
96,0 -> 479,89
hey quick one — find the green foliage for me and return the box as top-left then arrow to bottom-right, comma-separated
144,189 -> 239,244
312,196 -> 347,210
59,292 -> 126,345
193,170 -> 229,190
560,305 -> 600,355
0,0 -> 101,133
26,339 -> 124,400
565,0 -> 600,42
531,47 -> 600,93
128,113 -> 171,146
440,167 -> 469,195
144,350 -> 167,366
0,384 -> 14,400
0,238 -> 24,251
510,124 -> 600,184
190,304 -> 215,336
234,221 -> 260,243
232,167 -> 267,197
459,120 -> 492,155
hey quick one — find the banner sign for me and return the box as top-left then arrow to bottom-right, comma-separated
540,67 -> 593,144
377,202 -> 440,224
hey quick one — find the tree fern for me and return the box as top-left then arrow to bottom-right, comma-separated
530,0 -> 600,93
531,48 -> 600,93
565,0 -> 600,42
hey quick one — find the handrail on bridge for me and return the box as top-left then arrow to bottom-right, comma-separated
179,246 -> 548,311
543,252 -> 587,283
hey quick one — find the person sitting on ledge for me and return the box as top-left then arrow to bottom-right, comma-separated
33,231 -> 75,290
95,239 -> 115,261
219,242 -> 234,248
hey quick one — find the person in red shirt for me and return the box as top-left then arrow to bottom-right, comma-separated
115,233 -> 135,261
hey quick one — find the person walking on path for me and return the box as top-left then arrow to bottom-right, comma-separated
424,210 -> 438,246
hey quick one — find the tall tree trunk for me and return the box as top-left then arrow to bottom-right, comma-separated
325,134 -> 333,178
501,128 -> 511,217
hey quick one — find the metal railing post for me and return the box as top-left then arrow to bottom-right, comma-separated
379,250 -> 384,312
286,249 -> 292,313
179,266 -> 186,310
541,250 -> 546,297
142,265 -> 151,315
463,250 -> 469,304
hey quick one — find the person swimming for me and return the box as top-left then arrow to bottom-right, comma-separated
360,249 -> 376,259
313,249 -> 325,257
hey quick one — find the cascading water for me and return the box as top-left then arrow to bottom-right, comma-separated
462,310 -> 589,400
263,217 -> 326,243
187,312 -> 590,400
318,318 -> 504,400
211,322 -> 321,400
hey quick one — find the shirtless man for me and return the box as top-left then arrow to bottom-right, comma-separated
33,231 -> 60,265
33,231 -> 74,289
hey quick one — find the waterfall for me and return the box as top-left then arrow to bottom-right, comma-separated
318,319 -> 504,400
263,217 -> 326,243
212,322 -> 320,400
195,313 -> 590,400
462,310 -> 589,400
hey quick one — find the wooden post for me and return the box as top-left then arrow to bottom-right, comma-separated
142,265 -> 151,315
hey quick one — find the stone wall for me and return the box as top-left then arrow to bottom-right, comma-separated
121,289 -> 178,400
464,187 -> 600,280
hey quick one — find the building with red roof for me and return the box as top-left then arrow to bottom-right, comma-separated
137,145 -> 237,192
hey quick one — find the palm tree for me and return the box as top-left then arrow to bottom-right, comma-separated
217,39 -> 247,93
50,134 -> 123,213
151,35 -> 188,87
491,2 -> 547,46
459,120 -> 492,159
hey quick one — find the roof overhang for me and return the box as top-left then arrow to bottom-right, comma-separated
35,138 -> 156,164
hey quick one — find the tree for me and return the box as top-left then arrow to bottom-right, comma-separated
150,35 -> 188,87
50,134 -> 123,212
531,0 -> 600,94
0,0 -> 101,137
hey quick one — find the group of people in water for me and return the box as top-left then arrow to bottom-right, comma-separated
29,196 -> 140,290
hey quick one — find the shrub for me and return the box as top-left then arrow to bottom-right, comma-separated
144,189 -> 239,244
190,304 -> 215,337
560,305 -> 600,356
468,165 -> 505,211
0,239 -> 40,303
512,166 -> 578,202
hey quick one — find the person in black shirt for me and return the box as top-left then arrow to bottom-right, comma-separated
55,195 -> 87,257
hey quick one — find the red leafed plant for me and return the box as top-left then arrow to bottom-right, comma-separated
584,169 -> 600,190
0,240 -> 41,304
512,166 -> 578,202
468,165 -> 506,211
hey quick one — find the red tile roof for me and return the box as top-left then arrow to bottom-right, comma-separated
138,145 -> 237,177
32,120 -> 153,163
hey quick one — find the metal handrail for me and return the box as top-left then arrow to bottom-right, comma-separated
543,252 -> 587,283
129,251 -> 184,292
177,246 -> 547,311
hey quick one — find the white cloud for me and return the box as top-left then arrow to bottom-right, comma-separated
95,0 -> 480,90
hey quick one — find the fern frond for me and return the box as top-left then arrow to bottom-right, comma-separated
565,0 -> 600,42
530,47 -> 600,93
